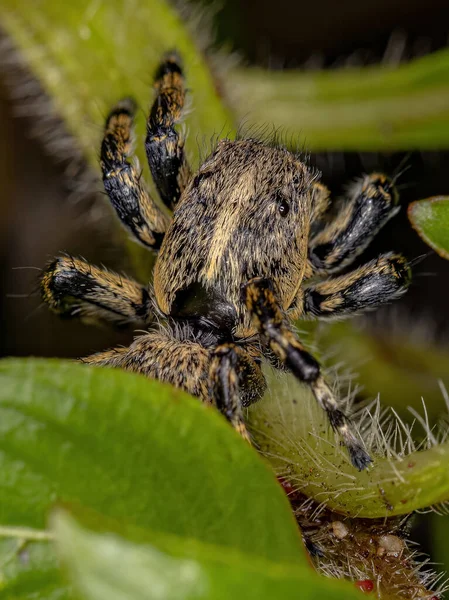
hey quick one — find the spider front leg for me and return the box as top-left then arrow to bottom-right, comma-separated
242,277 -> 372,471
145,53 -> 192,210
210,344 -> 267,441
301,253 -> 411,320
308,174 -> 400,275
101,98 -> 170,249
40,256 -> 153,327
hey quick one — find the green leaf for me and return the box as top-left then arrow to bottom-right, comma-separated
3,0 -> 449,176
0,357 -> 306,596
408,196 -> 449,259
54,511 -> 364,600
0,358 -> 302,561
230,48 -> 449,150
1,0 -> 234,170
0,0 -> 236,279
311,320 -> 449,424
248,367 -> 449,518
0,536 -> 68,600
431,512 -> 449,585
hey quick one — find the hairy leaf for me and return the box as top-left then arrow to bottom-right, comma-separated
1,0 -> 234,170
248,368 -> 449,518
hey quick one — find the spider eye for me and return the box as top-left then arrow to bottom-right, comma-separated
278,198 -> 290,217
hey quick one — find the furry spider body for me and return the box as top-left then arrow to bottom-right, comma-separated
41,54 -> 411,470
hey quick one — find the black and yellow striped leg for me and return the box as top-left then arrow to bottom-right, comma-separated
40,256 -> 152,328
145,53 -> 191,210
242,277 -> 372,471
302,253 -> 411,319
210,344 -> 266,442
309,173 -> 400,274
101,99 -> 170,250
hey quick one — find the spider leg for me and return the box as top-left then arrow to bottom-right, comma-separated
242,277 -> 372,471
101,98 -> 170,249
145,53 -> 192,210
83,330 -> 213,398
299,253 -> 411,320
210,344 -> 267,441
83,330 -> 265,440
310,181 -> 331,228
40,256 -> 152,327
308,173 -> 400,275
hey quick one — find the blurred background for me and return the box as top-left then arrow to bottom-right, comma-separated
2,0 -> 449,589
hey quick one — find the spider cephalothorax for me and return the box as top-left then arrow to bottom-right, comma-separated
41,53 -> 411,470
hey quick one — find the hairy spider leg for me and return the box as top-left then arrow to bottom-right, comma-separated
84,331 -> 213,398
242,277 -> 372,471
310,181 -> 331,226
40,256 -> 152,327
84,331 -> 266,437
308,174 -> 400,275
210,344 -> 267,441
298,253 -> 411,320
145,53 -> 192,210
101,98 -> 170,249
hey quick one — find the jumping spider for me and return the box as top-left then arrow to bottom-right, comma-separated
41,53 -> 411,470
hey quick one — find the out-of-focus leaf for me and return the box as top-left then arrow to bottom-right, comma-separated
408,196 -> 449,260
0,0 -> 234,170
430,513 -> 449,587
0,358 -> 303,561
54,511 -> 365,600
0,357 -> 306,597
230,49 -> 449,150
3,0 -> 449,168
0,0 -> 235,279
315,320 -> 449,424
0,536 -> 69,600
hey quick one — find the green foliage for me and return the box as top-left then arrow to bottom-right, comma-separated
231,48 -> 449,150
432,512 -> 449,584
0,358 -> 317,598
0,536 -> 68,600
0,359 -> 301,560
53,511 -> 364,600
248,368 -> 449,518
1,0 -> 234,170
0,357 -> 446,598
408,196 -> 449,259
2,0 -> 449,596
2,0 -> 449,169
